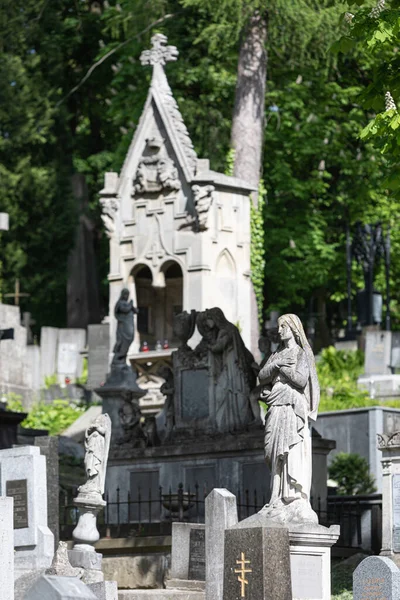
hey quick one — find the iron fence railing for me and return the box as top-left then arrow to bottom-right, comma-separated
59,486 -> 382,552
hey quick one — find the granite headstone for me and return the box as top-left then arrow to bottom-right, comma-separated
188,528 -> 206,581
223,525 -> 292,600
353,555 -> 400,600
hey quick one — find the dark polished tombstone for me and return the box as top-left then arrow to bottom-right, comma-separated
188,528 -> 205,580
0,408 -> 27,449
223,525 -> 292,600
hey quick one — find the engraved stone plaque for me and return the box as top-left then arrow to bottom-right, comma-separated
181,369 -> 209,420
6,479 -> 28,529
188,528 -> 205,580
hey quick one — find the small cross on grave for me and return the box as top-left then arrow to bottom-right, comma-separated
140,33 -> 178,67
4,278 -> 30,306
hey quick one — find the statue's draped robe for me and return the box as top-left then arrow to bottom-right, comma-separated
260,345 -> 312,502
113,299 -> 135,361
211,319 -> 256,433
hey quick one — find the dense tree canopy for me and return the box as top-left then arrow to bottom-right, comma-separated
0,0 -> 399,341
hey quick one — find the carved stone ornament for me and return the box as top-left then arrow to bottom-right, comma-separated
378,431 -> 400,449
133,138 -> 181,195
100,197 -> 119,238
192,184 -> 215,230
382,460 -> 392,475
140,33 -> 178,67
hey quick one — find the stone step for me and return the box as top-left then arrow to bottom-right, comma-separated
165,579 -> 205,591
118,590 -> 205,600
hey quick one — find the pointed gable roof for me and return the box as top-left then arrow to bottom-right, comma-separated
119,34 -> 197,186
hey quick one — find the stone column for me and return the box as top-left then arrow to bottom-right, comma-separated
34,435 -> 59,550
0,497 -> 14,600
205,488 -> 238,600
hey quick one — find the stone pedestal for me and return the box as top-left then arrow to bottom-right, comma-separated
231,513 -> 340,600
0,446 -> 54,579
289,523 -> 340,600
95,364 -> 146,446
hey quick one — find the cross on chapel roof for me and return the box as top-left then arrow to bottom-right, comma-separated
140,33 -> 178,67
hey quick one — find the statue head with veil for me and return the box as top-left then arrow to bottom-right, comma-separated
257,313 -> 320,524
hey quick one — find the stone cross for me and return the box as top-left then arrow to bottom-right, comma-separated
4,278 -> 30,306
140,33 -> 178,67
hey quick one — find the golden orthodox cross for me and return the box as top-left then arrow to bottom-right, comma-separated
234,551 -> 252,598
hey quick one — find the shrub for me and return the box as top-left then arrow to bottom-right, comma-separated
6,396 -> 85,436
328,452 -> 376,496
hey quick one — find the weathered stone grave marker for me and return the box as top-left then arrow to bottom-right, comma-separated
353,555 -> 400,600
167,522 -> 205,591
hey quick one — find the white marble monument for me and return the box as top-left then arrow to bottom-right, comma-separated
221,314 -> 340,600
100,34 -> 256,356
0,446 -> 54,580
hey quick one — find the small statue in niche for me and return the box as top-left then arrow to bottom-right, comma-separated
78,414 -> 111,502
112,288 -> 138,366
258,314 -> 320,524
158,365 -> 175,439
203,307 -> 260,432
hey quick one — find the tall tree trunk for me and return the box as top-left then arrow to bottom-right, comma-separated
231,11 -> 267,357
231,10 -> 267,205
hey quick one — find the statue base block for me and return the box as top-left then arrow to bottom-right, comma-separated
288,523 -> 340,600
231,513 -> 340,600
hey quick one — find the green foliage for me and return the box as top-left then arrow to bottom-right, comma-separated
317,347 -> 373,411
6,397 -> 85,436
331,560 -> 355,600
329,452 -> 377,495
250,182 -> 266,324
75,358 -> 88,386
44,374 -> 58,389
333,1 -> 400,192
317,346 -> 400,410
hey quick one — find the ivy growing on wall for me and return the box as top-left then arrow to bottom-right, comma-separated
250,181 -> 266,325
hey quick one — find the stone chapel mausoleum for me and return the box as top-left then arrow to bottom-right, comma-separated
100,34 -> 256,355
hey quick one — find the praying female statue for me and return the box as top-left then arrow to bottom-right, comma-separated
112,288 -> 138,365
258,314 -> 320,523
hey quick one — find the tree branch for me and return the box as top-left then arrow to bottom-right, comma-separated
56,13 -> 174,108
